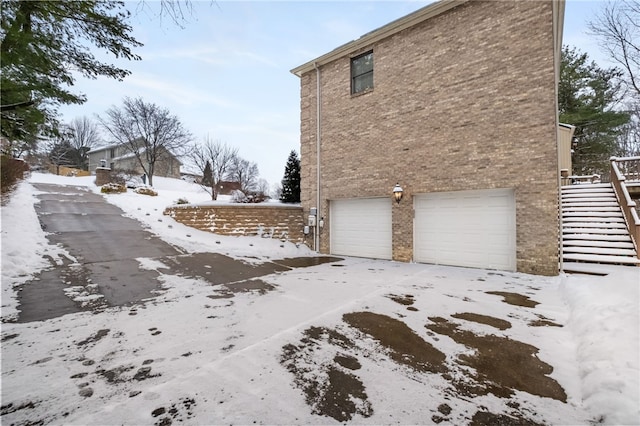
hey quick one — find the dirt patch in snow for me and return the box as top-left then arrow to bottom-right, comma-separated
386,293 -> 415,306
282,310 -> 565,423
208,279 -> 277,299
452,312 -> 512,330
281,326 -> 372,422
485,291 -> 539,308
470,410 -> 545,426
529,319 -> 562,327
426,317 -> 566,401
529,314 -> 562,328
343,312 -> 446,374
226,279 -> 276,295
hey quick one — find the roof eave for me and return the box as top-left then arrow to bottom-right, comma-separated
290,0 -> 468,77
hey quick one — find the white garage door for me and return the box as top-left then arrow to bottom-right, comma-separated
414,188 -> 516,271
330,198 -> 392,260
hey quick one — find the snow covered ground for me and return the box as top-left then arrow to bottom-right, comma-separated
1,172 -> 638,425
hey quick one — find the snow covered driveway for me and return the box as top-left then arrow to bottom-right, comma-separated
1,174 -> 638,425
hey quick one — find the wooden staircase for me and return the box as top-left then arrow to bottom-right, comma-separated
561,183 -> 640,274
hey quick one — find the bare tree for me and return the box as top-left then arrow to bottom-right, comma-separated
189,137 -> 238,200
46,128 -> 74,175
228,156 -> 259,193
99,97 -> 192,186
256,178 -> 270,197
271,183 -> 282,200
68,116 -> 101,170
136,0 -> 195,28
589,1 -> 640,96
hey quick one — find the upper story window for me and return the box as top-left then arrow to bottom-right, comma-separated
109,148 -> 115,158
351,51 -> 373,95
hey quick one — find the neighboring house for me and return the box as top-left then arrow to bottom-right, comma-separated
88,142 -> 182,179
291,0 -> 565,276
178,172 -> 241,195
180,171 -> 203,183
218,181 -> 242,195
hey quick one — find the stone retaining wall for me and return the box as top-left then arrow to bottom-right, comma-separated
163,203 -> 305,242
95,167 -> 111,186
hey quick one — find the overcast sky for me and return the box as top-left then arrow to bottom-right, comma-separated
59,0 -> 610,187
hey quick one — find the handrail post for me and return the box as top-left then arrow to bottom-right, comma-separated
610,157 -> 640,259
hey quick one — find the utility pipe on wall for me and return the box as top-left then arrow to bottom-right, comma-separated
314,62 -> 321,252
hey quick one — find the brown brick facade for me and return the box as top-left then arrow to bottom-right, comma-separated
163,204 -> 305,243
295,1 -> 562,275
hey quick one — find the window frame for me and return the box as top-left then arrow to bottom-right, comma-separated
350,50 -> 374,95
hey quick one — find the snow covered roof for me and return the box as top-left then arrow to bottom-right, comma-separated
89,141 -> 182,165
87,142 -> 121,154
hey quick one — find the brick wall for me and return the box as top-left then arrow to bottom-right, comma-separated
163,204 -> 305,242
298,1 -> 560,275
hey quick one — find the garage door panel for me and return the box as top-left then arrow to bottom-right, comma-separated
414,189 -> 516,271
331,198 -> 392,260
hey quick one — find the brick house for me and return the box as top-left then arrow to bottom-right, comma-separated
218,181 -> 242,195
88,142 -> 181,179
291,0 -> 565,276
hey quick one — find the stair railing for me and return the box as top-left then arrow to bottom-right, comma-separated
610,157 -> 640,257
614,156 -> 640,182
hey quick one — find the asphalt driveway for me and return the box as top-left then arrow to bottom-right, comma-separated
18,184 -> 336,322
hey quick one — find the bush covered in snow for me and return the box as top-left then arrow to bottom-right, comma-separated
174,197 -> 190,205
231,189 -> 269,203
100,183 -> 127,194
134,186 -> 158,196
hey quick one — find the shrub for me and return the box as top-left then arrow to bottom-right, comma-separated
101,183 -> 127,194
134,186 -> 158,196
247,191 -> 269,203
175,197 -> 190,205
109,168 -> 143,187
1,156 -> 29,194
230,189 -> 247,203
231,190 -> 269,204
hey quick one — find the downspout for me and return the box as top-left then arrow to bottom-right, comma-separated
553,0 -> 565,273
314,62 -> 321,252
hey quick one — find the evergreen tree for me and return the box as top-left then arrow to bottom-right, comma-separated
202,160 -> 213,187
559,46 -> 630,175
280,150 -> 300,203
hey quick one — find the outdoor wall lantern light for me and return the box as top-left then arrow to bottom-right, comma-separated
393,183 -> 403,204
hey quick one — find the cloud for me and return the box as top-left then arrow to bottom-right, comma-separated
123,73 -> 236,108
143,46 -> 227,65
143,45 -> 277,68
